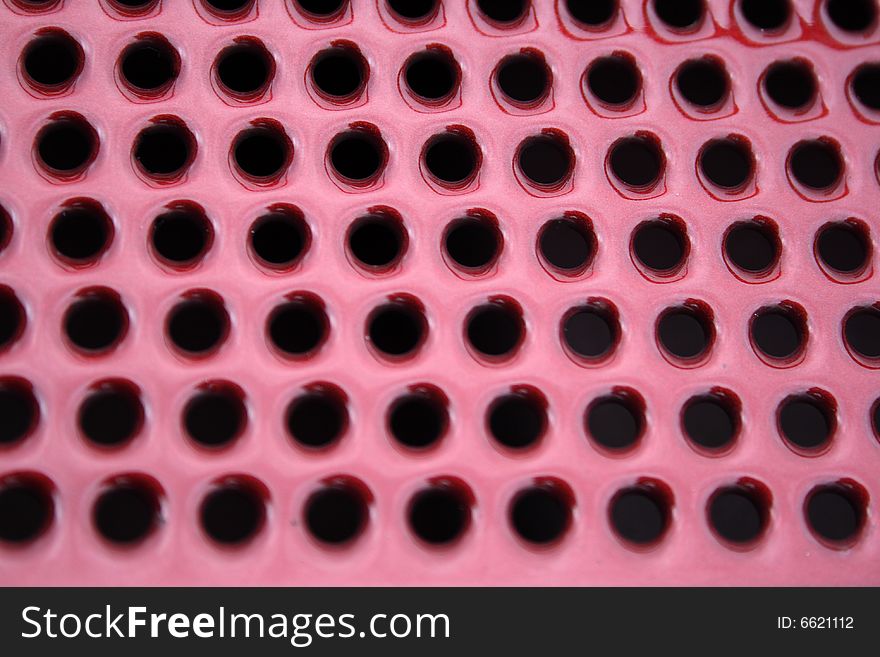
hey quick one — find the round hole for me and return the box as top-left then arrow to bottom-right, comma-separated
538,216 -> 596,276
310,45 -> 367,102
608,135 -> 663,190
656,302 -> 714,364
388,0 -> 438,21
496,51 -> 550,106
119,35 -> 179,95
22,29 -> 83,91
268,295 -> 328,358
133,119 -> 195,180
202,0 -> 254,15
184,383 -> 247,449
404,48 -> 459,103
586,54 -> 641,108
423,130 -> 480,187
844,305 -> 880,362
509,480 -> 571,545
200,479 -> 265,546
367,297 -> 427,359
465,298 -> 524,361
0,379 -> 38,446
585,389 -> 645,453
653,0 -> 704,30
286,385 -> 348,449
487,387 -> 547,451
305,479 -> 369,545
214,40 -> 273,99
610,483 -> 671,547
805,482 -> 866,547
329,128 -> 387,184
763,60 -> 817,110
852,63 -> 880,111
166,292 -> 229,357
150,203 -> 212,268
562,301 -> 619,363
0,288 -> 25,351
408,480 -> 471,546
249,206 -> 309,270
631,217 -> 688,276
739,0 -> 790,31
788,139 -> 843,192
232,123 -> 292,182
566,0 -> 618,27
78,381 -> 143,448
682,390 -> 740,453
699,138 -> 754,190
347,211 -> 406,271
708,482 -> 769,546
777,391 -> 835,453
815,221 -> 869,276
93,477 -> 161,545
35,114 -> 97,176
0,474 -> 53,544
750,303 -> 806,364
443,214 -> 501,273
724,219 -> 780,277
64,289 -> 128,354
296,0 -> 347,19
516,133 -> 573,189
50,200 -> 113,265
477,0 -> 528,25
388,386 -> 448,450
826,0 -> 877,33
675,58 -> 729,109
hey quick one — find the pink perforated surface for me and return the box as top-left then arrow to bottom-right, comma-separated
0,0 -> 878,586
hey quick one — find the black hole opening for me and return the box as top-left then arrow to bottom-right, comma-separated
215,42 -> 271,96
709,486 -> 767,545
853,64 -> 880,110
611,486 -> 669,545
778,393 -> 834,451
874,399 -> 880,437
233,127 -> 290,180
311,47 -> 365,99
64,292 -> 127,353
488,390 -> 546,450
517,135 -> 573,188
201,482 -> 264,545
563,304 -> 618,361
586,392 -> 644,452
510,483 -> 570,545
424,132 -> 479,185
724,220 -> 779,275
632,219 -> 686,274
306,482 -> 367,545
0,206 -> 10,253
826,0 -> 877,32
286,388 -> 347,449
184,385 -> 246,449
658,305 -> 713,361
676,59 -> 728,108
120,38 -> 178,92
806,484 -> 864,544
0,380 -> 38,446
331,131 -> 385,182
204,0 -> 253,12
740,0 -> 790,31
167,295 -> 229,356
36,117 -> 96,174
151,206 -> 212,266
23,31 -> 81,88
700,139 -> 753,189
134,123 -> 193,177
296,0 -> 346,17
444,216 -> 500,271
409,485 -> 470,545
348,214 -> 405,269
764,61 -> 816,110
388,0 -> 437,20
653,0 -> 704,29
50,202 -> 112,264
539,218 -> 595,274
683,393 -> 739,452
269,298 -> 327,357
79,383 -> 143,448
566,0 -> 618,26
405,50 -> 457,102
609,136 -> 662,189
368,301 -> 426,358
250,210 -> 308,269
816,222 -> 869,274
587,55 -> 640,107
389,390 -> 448,450
751,305 -> 805,361
93,481 -> 159,545
477,0 -> 528,24
466,301 -> 523,359
0,478 -> 53,543
789,140 -> 842,191
845,306 -> 880,360
0,290 -> 24,351
497,53 -> 549,104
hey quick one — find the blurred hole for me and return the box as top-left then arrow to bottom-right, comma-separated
509,481 -> 571,545
305,479 -> 368,545
487,387 -> 546,450
465,299 -> 524,360
268,295 -> 328,358
585,389 -> 644,453
64,289 -> 128,354
388,387 -> 448,450
150,203 -> 212,268
200,479 -> 265,545
79,381 -> 143,448
286,385 -> 348,449
166,292 -> 229,356
184,383 -> 247,449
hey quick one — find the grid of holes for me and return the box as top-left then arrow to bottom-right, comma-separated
0,0 -> 878,568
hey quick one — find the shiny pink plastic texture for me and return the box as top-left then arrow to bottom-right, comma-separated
0,0 -> 878,585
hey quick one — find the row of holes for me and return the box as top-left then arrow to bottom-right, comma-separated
0,470 -> 870,551
22,27 -> 880,124
24,111 -> 874,198
1,372 -> 878,456
11,0 -> 880,40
